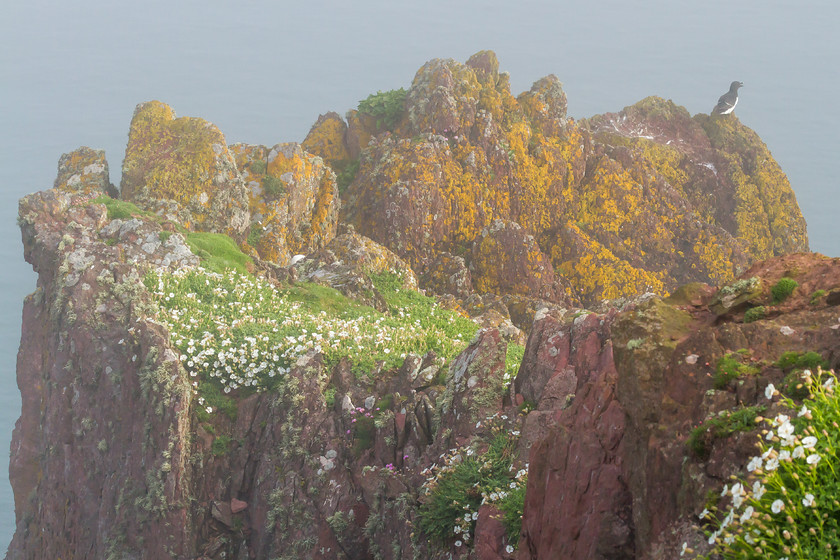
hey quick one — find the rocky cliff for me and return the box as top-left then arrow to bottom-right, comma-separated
9,52 -> 832,560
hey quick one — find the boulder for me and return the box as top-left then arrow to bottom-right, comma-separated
120,101 -> 250,236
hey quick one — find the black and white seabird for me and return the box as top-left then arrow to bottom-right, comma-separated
712,81 -> 744,115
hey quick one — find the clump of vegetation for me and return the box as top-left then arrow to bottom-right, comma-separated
776,351 -> 830,400
184,232 -> 252,275
143,269 -> 479,412
810,289 -> 826,305
261,174 -> 286,197
211,434 -> 233,456
504,344 -> 525,383
771,277 -> 798,304
248,159 -> 267,175
714,351 -> 761,389
690,369 -> 840,559
686,405 -> 766,459
333,158 -> 360,195
743,306 -> 766,323
93,195 -> 156,221
357,88 -> 407,130
418,416 -> 526,551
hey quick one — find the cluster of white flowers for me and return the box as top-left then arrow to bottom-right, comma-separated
146,267 -> 475,410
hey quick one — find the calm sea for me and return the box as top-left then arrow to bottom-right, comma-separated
1,0 -> 837,550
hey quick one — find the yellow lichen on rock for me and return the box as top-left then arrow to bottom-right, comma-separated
232,142 -> 339,265
120,101 -> 249,236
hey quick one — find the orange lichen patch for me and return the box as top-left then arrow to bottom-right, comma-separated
301,112 -> 350,164
232,142 -> 339,265
120,101 -> 248,235
470,220 -> 561,301
554,223 -> 666,301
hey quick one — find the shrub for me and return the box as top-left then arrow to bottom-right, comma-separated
357,88 -> 407,130
771,277 -> 798,304
261,174 -> 286,197
810,289 -> 826,305
743,306 -> 765,323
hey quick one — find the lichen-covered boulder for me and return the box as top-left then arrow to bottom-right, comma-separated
301,111 -> 351,164
420,251 -> 473,300
471,219 -> 566,302
54,146 -> 117,198
342,53 -> 808,307
120,101 -> 250,236
231,142 -> 340,265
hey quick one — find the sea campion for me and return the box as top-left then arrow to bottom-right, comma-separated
689,368 -> 840,558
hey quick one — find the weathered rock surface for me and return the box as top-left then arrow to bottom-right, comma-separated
54,146 -> 117,198
231,142 -> 340,265
120,100 -> 250,236
322,52 -> 809,306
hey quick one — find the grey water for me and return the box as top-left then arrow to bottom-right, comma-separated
1,0 -> 837,549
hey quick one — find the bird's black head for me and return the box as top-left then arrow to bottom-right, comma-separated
731,81 -> 744,91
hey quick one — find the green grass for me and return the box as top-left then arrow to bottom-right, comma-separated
211,434 -> 233,456
771,277 -> 798,304
184,232 -> 252,275
93,195 -> 156,221
143,269 -> 480,406
505,344 -> 525,383
810,289 -> 827,305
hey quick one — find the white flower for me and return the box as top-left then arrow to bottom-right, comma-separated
699,508 -> 710,519
807,454 -> 821,465
793,445 -> 805,459
765,457 -> 779,471
455,540 -> 463,547
802,436 -> 818,448
707,530 -> 718,545
765,383 -> 776,400
779,449 -> 791,461
765,429 -> 775,441
778,421 -> 795,439
802,493 -> 815,507
680,542 -> 688,556
823,377 -> 835,390
752,481 -> 765,500
746,456 -> 762,472
733,492 -> 744,508
506,544 -> 515,553
720,484 -> 729,497
740,505 -> 754,523
798,404 -> 810,417
771,499 -> 785,513
205,406 -> 213,413
779,325 -> 794,335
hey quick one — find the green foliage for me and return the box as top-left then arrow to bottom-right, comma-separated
357,88 -> 407,130
249,159 -> 267,175
184,232 -> 252,275
333,158 -> 360,195
714,352 -> 761,389
262,174 -> 286,197
743,306 -> 766,323
771,277 -> 798,304
687,405 -> 766,459
158,231 -> 172,243
211,434 -> 232,456
810,289 -> 827,305
697,370 -> 840,559
505,343 -> 525,383
418,420 -> 526,550
93,195 -> 156,221
323,385 -> 337,408
776,351 -> 829,372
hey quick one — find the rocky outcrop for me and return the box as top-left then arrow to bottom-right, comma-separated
120,101 -> 250,236
231,142 -> 340,265
7,52 -> 829,560
328,52 -> 808,306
